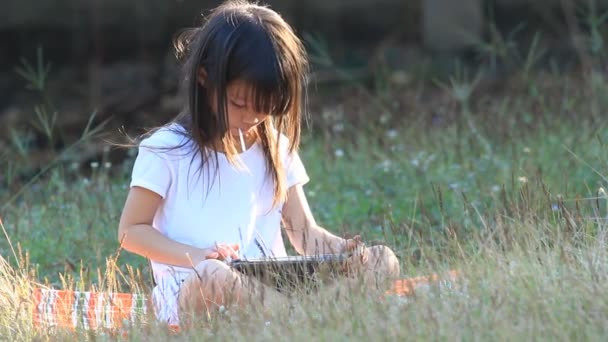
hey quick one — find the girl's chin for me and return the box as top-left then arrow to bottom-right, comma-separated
229,128 -> 256,136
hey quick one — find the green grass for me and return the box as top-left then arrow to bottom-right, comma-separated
2,65 -> 608,340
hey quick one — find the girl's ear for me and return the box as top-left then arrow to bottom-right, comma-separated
197,67 -> 207,86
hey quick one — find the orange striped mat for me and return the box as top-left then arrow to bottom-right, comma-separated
32,270 -> 459,332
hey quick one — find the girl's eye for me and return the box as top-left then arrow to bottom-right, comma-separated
230,100 -> 246,109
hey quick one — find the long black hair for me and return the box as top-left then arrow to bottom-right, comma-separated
155,0 -> 308,206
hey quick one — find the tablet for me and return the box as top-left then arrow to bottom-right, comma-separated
229,254 -> 351,293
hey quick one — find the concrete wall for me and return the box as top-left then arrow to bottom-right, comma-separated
3,0 -> 608,60
423,0 -> 483,52
0,0 -> 417,69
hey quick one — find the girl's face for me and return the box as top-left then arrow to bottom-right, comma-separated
223,80 -> 269,137
201,76 -> 268,139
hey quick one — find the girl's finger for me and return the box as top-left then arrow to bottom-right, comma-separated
222,246 -> 237,259
206,252 -> 219,259
346,239 -> 357,252
345,235 -> 363,252
361,249 -> 369,264
211,243 -> 240,261
216,247 -> 229,259
229,244 -> 240,259
230,249 -> 239,259
213,243 -> 222,257
220,245 -> 238,259
216,245 -> 239,260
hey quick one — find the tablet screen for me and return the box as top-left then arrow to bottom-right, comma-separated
229,254 -> 351,293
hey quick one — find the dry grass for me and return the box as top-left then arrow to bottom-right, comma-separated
3,25 -> 608,339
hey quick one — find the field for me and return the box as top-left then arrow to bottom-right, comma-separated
1,48 -> 608,340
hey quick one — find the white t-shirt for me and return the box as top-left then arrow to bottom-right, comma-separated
129,123 -> 310,284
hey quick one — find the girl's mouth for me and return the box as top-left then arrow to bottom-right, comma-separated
230,126 -> 256,136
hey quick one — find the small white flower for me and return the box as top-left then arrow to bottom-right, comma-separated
90,162 -> 99,169
386,129 -> 398,139
334,149 -> 344,157
551,203 -> 559,212
517,176 -> 528,184
523,147 -> 531,154
423,154 -> 436,170
104,162 -> 112,169
380,160 -> 391,172
599,187 -> 607,197
390,71 -> 410,85
307,190 -> 316,198
380,112 -> 391,124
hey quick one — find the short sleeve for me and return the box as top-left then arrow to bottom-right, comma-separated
130,141 -> 173,198
286,151 -> 310,188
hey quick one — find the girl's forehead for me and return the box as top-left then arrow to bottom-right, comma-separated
227,80 -> 254,99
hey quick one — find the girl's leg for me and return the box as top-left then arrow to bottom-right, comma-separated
359,245 -> 401,288
177,259 -> 287,323
340,245 -> 401,292
313,245 -> 400,304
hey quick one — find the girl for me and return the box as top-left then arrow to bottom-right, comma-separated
118,0 -> 400,326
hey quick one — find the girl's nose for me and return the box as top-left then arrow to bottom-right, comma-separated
243,116 -> 261,124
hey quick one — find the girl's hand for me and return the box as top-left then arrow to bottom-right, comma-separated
189,244 -> 240,266
343,235 -> 368,264
206,243 -> 240,262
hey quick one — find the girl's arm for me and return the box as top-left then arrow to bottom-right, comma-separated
281,184 -> 348,255
118,187 -> 237,267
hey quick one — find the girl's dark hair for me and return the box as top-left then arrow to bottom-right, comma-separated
159,0 -> 308,206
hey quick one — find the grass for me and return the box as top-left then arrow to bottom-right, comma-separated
2,49 -> 608,341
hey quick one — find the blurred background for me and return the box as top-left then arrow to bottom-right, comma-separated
3,0 -> 608,300
1,0 -> 607,170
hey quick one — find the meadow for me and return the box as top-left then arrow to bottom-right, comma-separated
1,41 -> 608,340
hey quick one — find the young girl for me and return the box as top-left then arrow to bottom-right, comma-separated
118,0 -> 400,326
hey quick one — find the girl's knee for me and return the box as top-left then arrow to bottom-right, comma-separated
179,259 -> 243,312
187,259 -> 242,295
193,258 -> 232,277
367,245 -> 400,279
